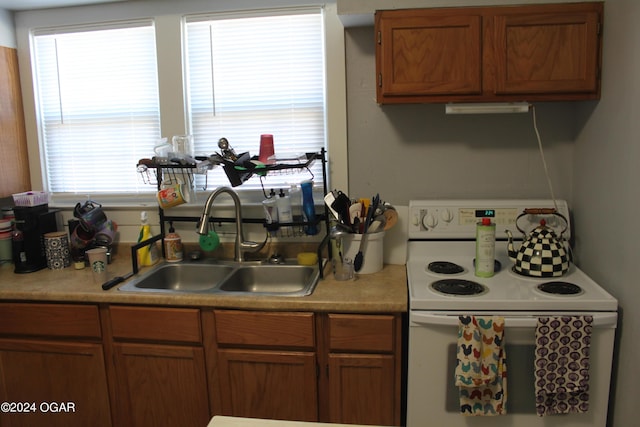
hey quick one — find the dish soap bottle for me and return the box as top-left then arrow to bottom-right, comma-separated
137,211 -> 159,267
300,180 -> 318,235
164,222 -> 183,263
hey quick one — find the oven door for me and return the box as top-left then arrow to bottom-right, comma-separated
406,311 -> 617,427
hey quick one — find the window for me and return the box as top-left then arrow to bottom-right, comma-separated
184,8 -> 326,192
32,21 -> 160,195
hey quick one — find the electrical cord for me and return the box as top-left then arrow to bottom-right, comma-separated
530,104 -> 572,259
530,104 -> 559,213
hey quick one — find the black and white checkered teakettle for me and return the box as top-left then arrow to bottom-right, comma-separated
506,209 -> 571,278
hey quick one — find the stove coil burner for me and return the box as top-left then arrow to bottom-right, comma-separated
537,281 -> 583,295
431,279 -> 487,296
427,261 -> 464,275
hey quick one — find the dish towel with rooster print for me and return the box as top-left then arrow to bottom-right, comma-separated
454,315 -> 507,416
534,316 -> 593,416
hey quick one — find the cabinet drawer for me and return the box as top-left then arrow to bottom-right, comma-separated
215,310 -> 315,349
110,306 -> 202,344
328,314 -> 395,353
0,302 -> 101,339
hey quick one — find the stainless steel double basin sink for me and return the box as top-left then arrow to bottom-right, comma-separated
118,259 -> 321,297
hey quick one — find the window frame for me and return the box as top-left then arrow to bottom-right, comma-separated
30,19 -> 161,197
182,7 -> 328,200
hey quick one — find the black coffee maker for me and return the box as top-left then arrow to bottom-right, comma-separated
13,205 -> 59,273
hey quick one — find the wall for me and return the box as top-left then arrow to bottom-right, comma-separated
572,0 -> 639,425
344,27 -> 577,206
343,1 -> 634,425
0,8 -> 16,48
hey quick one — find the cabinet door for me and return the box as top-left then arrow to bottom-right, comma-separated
217,348 -> 318,422
376,10 -> 482,101
328,353 -> 395,426
112,342 -> 210,427
494,3 -> 602,95
0,339 -> 111,427
0,47 -> 30,197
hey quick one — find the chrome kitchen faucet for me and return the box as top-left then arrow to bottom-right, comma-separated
197,187 -> 266,262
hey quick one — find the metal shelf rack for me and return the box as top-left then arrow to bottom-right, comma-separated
135,148 -> 331,275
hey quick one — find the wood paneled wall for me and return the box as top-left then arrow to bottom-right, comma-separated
0,46 -> 30,198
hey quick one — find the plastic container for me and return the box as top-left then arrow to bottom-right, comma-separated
12,191 -> 49,207
475,217 -> 496,277
342,231 -> 385,274
277,188 -> 293,237
262,189 -> 278,236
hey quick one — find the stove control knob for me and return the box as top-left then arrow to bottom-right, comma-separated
422,213 -> 438,229
411,212 -> 420,226
440,208 -> 454,223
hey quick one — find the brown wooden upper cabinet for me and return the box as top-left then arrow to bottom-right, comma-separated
375,2 -> 603,104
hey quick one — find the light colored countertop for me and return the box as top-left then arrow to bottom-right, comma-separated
0,255 -> 407,313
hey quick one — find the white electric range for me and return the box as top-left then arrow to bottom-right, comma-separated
405,199 -> 618,427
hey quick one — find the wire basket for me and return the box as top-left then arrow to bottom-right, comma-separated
12,191 -> 50,207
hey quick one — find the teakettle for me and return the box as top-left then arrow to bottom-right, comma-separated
506,208 -> 571,277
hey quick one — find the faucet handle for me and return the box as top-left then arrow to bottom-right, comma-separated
241,230 -> 268,254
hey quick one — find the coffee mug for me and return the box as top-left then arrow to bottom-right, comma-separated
95,220 -> 118,247
74,201 -> 107,231
70,223 -> 96,250
157,184 -> 186,208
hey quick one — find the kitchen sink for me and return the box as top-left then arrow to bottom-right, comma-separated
216,264 -> 317,296
119,262 -> 235,293
118,260 -> 321,297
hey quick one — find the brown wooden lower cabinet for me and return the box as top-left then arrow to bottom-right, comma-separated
328,353 -> 396,425
0,303 -> 111,427
324,313 -> 402,426
217,348 -> 318,421
111,342 -> 210,427
0,340 -> 112,427
106,305 -> 210,427
0,303 -> 403,427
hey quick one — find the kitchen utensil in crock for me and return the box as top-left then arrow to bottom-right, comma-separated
353,195 -> 380,272
506,208 -> 571,277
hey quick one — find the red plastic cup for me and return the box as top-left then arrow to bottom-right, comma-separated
259,134 -> 275,164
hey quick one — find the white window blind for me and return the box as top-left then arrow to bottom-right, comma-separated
185,8 -> 326,191
32,21 -> 160,195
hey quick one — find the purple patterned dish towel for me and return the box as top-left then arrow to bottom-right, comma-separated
534,316 -> 593,416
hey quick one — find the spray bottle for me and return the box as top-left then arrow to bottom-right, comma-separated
137,211 -> 159,267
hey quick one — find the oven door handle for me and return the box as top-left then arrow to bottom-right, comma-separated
410,312 -> 618,328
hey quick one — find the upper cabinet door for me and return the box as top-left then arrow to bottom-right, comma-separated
375,3 -> 603,104
493,3 -> 603,96
376,10 -> 482,101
